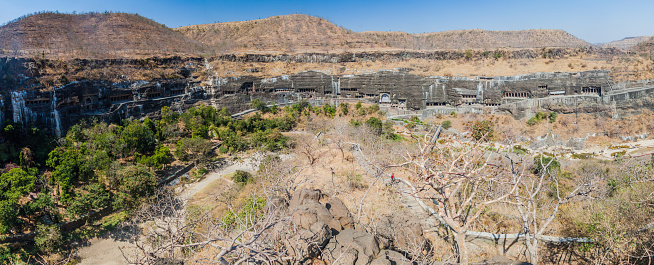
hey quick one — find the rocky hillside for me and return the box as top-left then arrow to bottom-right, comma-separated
175,14 -> 374,52
0,12 -> 205,57
599,36 -> 654,50
631,36 -> 654,53
177,14 -> 591,52
0,12 -> 596,56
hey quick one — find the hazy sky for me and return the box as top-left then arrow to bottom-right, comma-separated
1,0 -> 653,44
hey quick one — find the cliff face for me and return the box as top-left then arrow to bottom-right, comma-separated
3,55 -> 653,137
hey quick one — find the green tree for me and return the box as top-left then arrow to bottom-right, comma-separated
0,168 -> 36,201
251,98 -> 268,113
160,106 -> 180,124
121,120 -> 156,155
231,170 -> 252,186
22,193 -> 56,220
323,103 -> 336,116
365,117 -> 383,135
0,200 -> 20,234
368,104 -> 380,113
175,137 -> 212,162
35,224 -> 62,253
138,145 -> 173,170
355,101 -> 362,110
66,183 -> 111,217
113,164 -> 157,210
339,102 -> 349,116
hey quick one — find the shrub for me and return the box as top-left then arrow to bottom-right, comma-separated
532,155 -> 561,176
441,120 -> 452,129
339,103 -> 349,116
471,120 -> 494,141
35,224 -> 62,253
223,196 -> 266,229
368,104 -> 380,113
251,98 -> 268,113
231,170 -> 252,186
365,117 -> 383,135
549,112 -> 558,123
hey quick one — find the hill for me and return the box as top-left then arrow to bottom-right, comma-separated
631,36 -> 654,53
177,14 -> 591,52
599,36 -> 654,50
362,29 -> 590,50
175,14 -> 375,52
0,12 -> 206,57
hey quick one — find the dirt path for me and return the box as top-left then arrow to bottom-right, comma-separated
77,156 -> 259,264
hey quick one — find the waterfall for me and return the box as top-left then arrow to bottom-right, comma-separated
442,84 -> 446,100
0,99 -> 4,128
11,91 -> 25,124
52,89 -> 62,137
331,76 -> 340,95
477,82 -> 484,101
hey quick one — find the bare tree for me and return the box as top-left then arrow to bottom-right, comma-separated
120,189 -> 287,264
400,133 -> 522,264
509,154 -> 596,265
329,119 -> 351,160
295,135 -> 321,165
258,154 -> 311,200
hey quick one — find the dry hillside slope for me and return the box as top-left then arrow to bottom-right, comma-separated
176,14 -> 374,52
599,36 -> 654,50
0,12 -> 206,57
631,36 -> 654,53
177,14 -> 591,52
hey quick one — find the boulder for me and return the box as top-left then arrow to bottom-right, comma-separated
375,213 -> 426,253
324,229 -> 380,265
369,258 -> 392,265
378,249 -> 414,265
289,189 -> 322,210
337,248 -> 359,265
292,200 -> 342,232
286,221 -> 332,259
326,197 -> 355,230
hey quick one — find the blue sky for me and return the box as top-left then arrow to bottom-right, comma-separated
1,0 -> 653,44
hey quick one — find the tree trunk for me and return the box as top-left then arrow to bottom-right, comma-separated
456,232 -> 469,265
525,235 -> 538,265
531,238 -> 539,265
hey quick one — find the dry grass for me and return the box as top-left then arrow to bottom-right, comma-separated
206,53 -> 654,82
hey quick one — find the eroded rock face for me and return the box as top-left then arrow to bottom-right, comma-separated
285,221 -> 332,259
270,189 -> 424,264
292,200 -> 342,232
323,229 -> 381,265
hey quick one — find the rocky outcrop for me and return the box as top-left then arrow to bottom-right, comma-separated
375,213 -> 427,255
271,189 -> 427,264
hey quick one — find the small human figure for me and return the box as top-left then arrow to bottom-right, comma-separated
391,173 -> 395,183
